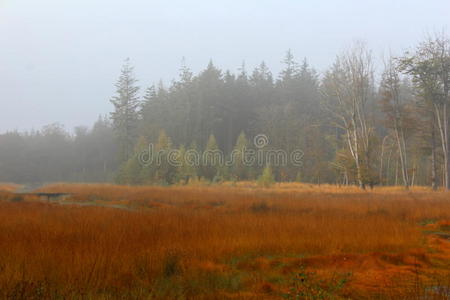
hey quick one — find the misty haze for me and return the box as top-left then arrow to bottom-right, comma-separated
0,1 -> 450,299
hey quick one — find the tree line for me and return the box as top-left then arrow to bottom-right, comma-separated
0,118 -> 117,184
1,34 -> 449,189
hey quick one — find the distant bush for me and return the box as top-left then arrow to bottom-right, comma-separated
250,201 -> 271,213
162,252 -> 183,277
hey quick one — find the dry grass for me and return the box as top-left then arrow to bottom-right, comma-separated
0,184 -> 449,299
0,183 -> 20,193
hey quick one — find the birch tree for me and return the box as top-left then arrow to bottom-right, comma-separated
380,57 -> 411,188
322,42 -> 375,189
399,34 -> 450,189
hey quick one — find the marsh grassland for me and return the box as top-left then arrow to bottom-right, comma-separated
0,183 -> 449,299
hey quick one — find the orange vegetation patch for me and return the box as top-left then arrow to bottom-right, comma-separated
37,183 -> 450,221
0,183 -> 20,192
0,184 -> 449,298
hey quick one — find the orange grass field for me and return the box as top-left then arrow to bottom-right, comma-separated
0,183 -> 20,193
0,183 -> 449,299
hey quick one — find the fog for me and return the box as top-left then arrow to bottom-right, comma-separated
1,0 -> 449,132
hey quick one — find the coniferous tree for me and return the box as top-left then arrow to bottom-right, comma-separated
153,130 -> 176,185
201,134 -> 221,180
258,165 -> 275,187
231,131 -> 251,180
110,58 -> 141,162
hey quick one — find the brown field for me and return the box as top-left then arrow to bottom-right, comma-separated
0,183 -> 449,299
0,183 -> 20,193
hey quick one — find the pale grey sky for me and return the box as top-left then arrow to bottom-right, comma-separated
0,0 -> 449,133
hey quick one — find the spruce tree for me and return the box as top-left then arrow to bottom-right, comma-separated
202,134 -> 221,181
153,130 -> 175,185
110,58 -> 141,163
258,165 -> 275,187
231,131 -> 250,180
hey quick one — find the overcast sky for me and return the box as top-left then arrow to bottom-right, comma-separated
0,0 -> 449,133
